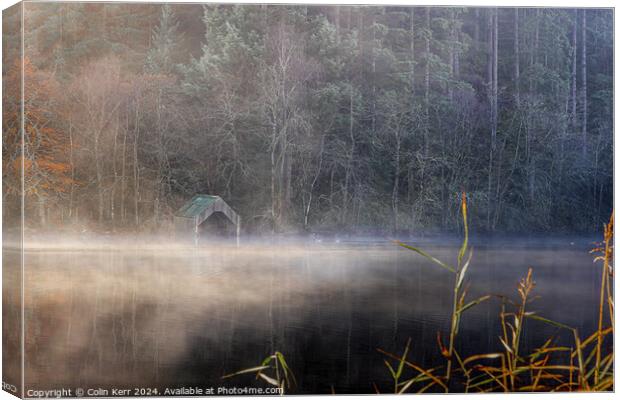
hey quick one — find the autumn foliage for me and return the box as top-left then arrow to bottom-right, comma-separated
2,57 -> 74,218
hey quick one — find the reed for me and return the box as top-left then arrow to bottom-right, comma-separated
387,195 -> 614,393
222,351 -> 295,394
392,193 -> 489,388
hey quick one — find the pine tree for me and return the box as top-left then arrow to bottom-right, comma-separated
145,4 -> 183,74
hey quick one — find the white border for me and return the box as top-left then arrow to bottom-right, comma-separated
0,1 -> 616,400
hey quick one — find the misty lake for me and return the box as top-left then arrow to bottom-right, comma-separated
19,237 -> 605,394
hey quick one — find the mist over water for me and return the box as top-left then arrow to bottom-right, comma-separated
12,236 -> 604,394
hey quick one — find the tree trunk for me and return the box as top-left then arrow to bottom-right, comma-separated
270,123 -> 277,232
453,23 -> 460,79
110,112 -> 119,226
514,8 -> 520,104
342,84 -> 355,226
120,115 -> 128,224
410,8 -> 415,99
450,10 -> 460,89
448,10 -> 455,100
304,135 -> 325,229
486,8 -> 498,230
492,8 -> 498,144
95,133 -> 104,223
529,9 -> 539,94
474,9 -> 480,51
392,133 -> 401,233
424,7 -> 431,159
329,167 -> 335,208
335,6 -> 340,44
571,9 -> 577,131
581,9 -> 587,157
283,150 -> 293,225
38,195 -> 46,226
133,109 -> 140,228
371,10 -> 377,136
424,7 -> 430,111
68,118 -> 75,221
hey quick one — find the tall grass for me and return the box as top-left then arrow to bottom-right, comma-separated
394,193 -> 490,385
382,194 -> 614,393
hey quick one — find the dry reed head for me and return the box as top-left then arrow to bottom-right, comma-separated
517,268 -> 535,303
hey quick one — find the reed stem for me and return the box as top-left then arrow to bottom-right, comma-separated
595,210 -> 613,385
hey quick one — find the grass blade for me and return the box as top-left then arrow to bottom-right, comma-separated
463,353 -> 503,365
377,348 -> 449,392
384,360 -> 396,379
396,338 -> 412,380
258,372 -> 279,386
525,314 -> 573,331
458,295 -> 491,314
456,249 -> 473,289
395,241 -> 456,273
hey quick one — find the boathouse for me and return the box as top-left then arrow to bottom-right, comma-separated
173,195 -> 241,244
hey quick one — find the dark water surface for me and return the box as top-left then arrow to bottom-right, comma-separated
20,238 -> 606,394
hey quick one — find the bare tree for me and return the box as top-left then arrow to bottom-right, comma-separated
70,57 -> 123,223
260,19 -> 317,231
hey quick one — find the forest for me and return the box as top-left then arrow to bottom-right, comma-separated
2,4 -> 614,235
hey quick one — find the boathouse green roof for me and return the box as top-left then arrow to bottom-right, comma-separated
175,195 -> 219,218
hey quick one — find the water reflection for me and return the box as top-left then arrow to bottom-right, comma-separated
18,240 -> 601,394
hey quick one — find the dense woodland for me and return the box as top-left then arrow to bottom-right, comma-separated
2,4 -> 613,234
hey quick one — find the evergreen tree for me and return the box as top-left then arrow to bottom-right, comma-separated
145,4 -> 183,74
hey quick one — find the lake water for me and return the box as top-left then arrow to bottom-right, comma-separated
8,237 -> 609,394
